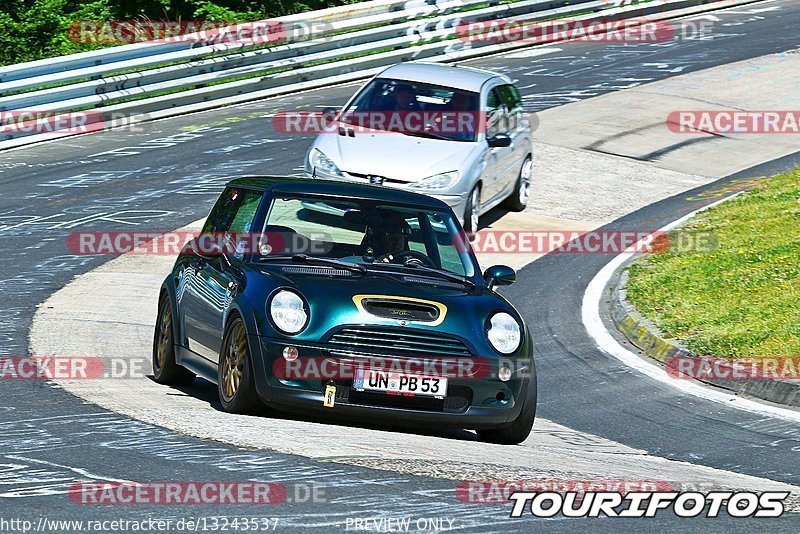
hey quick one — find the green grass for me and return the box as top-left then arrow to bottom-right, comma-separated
626,168 -> 800,360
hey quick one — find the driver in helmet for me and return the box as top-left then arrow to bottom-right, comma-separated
392,83 -> 420,111
365,210 -> 412,262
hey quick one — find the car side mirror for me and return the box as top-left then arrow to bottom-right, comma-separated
484,265 -> 516,288
322,107 -> 339,119
487,133 -> 512,148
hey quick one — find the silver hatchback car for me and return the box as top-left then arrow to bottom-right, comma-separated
304,62 -> 533,231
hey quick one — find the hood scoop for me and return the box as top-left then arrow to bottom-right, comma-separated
280,266 -> 353,277
360,297 -> 441,323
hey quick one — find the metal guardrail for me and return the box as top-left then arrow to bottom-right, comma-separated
0,0 -> 485,92
0,0 -> 422,83
0,0 -> 760,149
0,0 -> 594,111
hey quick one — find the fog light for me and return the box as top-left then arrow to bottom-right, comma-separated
283,346 -> 298,361
498,366 -> 512,382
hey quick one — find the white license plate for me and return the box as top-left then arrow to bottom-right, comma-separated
353,370 -> 447,398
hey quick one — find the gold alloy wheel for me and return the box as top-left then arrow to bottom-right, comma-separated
156,303 -> 172,370
222,322 -> 247,399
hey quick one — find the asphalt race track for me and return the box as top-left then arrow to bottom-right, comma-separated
2,1 -> 800,531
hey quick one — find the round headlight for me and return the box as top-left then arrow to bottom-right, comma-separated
269,290 -> 308,335
487,312 -> 521,354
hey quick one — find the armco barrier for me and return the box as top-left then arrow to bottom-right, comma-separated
0,0 -> 762,150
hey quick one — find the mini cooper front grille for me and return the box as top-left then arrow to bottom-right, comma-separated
327,327 -> 471,357
361,298 -> 440,322
348,389 -> 445,411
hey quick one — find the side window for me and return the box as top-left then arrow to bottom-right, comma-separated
497,84 -> 523,131
427,213 -> 467,276
203,188 -> 263,234
229,192 -> 262,233
498,84 -> 523,112
485,87 -> 509,137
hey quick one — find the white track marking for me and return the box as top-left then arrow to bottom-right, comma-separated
582,192 -> 800,423
503,47 -> 563,59
4,454 -> 134,483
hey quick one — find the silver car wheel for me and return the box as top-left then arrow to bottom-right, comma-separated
519,158 -> 532,206
469,188 -> 480,231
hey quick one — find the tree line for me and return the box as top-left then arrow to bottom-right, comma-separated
1,0 -> 356,65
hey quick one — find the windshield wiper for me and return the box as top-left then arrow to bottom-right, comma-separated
260,254 -> 366,273
368,262 -> 474,289
402,130 -> 454,142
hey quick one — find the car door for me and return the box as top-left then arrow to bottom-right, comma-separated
480,86 -> 514,204
495,84 -> 528,196
182,187 -> 263,363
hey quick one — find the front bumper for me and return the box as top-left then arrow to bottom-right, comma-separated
249,335 -> 529,429
305,168 -> 469,224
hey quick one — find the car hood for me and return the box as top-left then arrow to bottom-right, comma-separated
315,128 -> 479,183
250,266 -> 520,355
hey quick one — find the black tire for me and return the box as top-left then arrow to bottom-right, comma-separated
218,315 -> 264,414
504,156 -> 532,212
477,372 -> 537,445
152,294 -> 196,386
463,184 -> 481,233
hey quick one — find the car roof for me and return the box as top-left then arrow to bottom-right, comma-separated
227,176 -> 451,209
376,62 -> 505,92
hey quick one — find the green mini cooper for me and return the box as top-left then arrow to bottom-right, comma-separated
153,177 -> 536,444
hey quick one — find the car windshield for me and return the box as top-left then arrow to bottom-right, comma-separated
339,78 -> 480,142
257,195 -> 476,278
